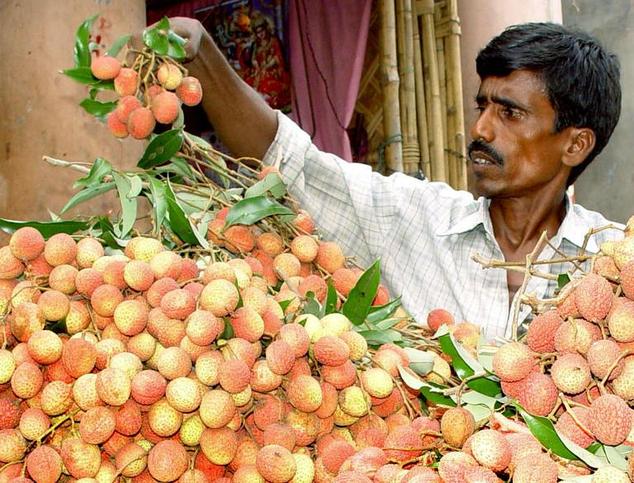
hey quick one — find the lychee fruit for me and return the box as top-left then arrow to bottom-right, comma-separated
525,310 -> 563,353
176,76 -> 203,106
91,55 -> 121,80
157,63 -> 183,90
127,107 -> 156,139
492,342 -> 535,382
551,353 -> 591,395
574,273 -> 613,322
588,394 -> 632,445
9,227 -> 45,261
151,91 -> 180,124
114,67 -> 138,97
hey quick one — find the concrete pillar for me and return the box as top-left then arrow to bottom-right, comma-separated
0,0 -> 146,224
457,1 -> 562,157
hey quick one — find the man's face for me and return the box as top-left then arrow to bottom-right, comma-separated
468,70 -> 572,198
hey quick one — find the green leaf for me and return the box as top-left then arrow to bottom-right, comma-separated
278,299 -> 293,313
357,328 -> 402,346
94,217 -> 125,249
106,34 -> 131,57
438,330 -> 501,397
168,42 -> 186,60
244,173 -> 287,199
516,404 -> 577,460
145,177 -> 168,231
154,157 -> 194,180
73,158 -> 113,189
591,445 -> 630,472
373,318 -> 401,330
62,66 -> 97,84
420,385 -> 457,407
324,281 -> 338,315
367,296 -> 402,324
47,320 -> 68,334
168,30 -> 187,46
220,318 -> 234,339
225,196 -> 295,227
79,98 -> 117,119
165,182 -> 208,247
342,260 -> 380,326
61,182 -> 115,214
172,107 -> 185,130
137,129 -> 184,169
175,192 -> 213,215
112,173 -> 138,238
0,218 -> 88,238
302,292 -> 322,318
558,273 -> 571,289
143,27 -> 169,55
402,348 -> 436,376
74,14 -> 98,67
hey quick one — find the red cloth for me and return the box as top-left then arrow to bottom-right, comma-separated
288,0 -> 372,161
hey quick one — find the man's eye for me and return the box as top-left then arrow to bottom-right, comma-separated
502,107 -> 521,119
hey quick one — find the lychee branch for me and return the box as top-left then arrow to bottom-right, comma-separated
42,155 -> 92,174
510,231 -> 549,341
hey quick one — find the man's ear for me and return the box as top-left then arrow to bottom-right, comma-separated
562,127 -> 596,168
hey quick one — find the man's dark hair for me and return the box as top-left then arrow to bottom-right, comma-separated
476,22 -> 621,186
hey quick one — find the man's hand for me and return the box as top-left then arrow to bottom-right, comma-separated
129,16 -> 277,159
164,17 -> 206,62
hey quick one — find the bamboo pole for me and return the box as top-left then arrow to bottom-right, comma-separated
436,33 -> 450,185
412,6 -> 430,178
446,0 -> 467,189
396,0 -> 420,175
379,0 -> 403,174
419,0 -> 447,182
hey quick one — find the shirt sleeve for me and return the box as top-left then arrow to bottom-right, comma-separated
262,112 -> 406,267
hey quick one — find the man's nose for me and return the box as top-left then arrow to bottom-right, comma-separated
470,107 -> 495,143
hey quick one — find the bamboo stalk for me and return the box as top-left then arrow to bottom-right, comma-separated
436,33 -> 450,185
396,0 -> 420,175
379,0 -> 404,173
420,0 -> 447,182
412,6 -> 430,178
442,35 -> 458,188
446,0 -> 467,189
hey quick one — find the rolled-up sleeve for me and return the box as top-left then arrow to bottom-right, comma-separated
263,112 -> 407,267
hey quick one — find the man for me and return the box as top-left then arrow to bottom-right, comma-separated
169,18 -> 623,339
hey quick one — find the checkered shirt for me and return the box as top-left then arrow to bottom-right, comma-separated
263,112 -> 624,340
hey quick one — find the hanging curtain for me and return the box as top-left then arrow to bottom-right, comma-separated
289,0 -> 372,161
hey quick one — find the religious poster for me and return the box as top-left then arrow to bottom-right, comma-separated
194,0 -> 291,112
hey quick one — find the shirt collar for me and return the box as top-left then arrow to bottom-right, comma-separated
436,194 -> 599,252
436,197 -> 493,237
556,196 -> 600,253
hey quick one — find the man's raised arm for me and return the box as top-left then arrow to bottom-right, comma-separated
169,17 -> 278,159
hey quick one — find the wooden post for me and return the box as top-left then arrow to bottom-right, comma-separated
379,0 -> 404,173
412,9 -> 430,178
419,0 -> 447,182
396,0 -> 420,175
446,0 -> 467,190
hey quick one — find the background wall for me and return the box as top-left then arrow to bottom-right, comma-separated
562,0 -> 634,223
0,0 -> 146,229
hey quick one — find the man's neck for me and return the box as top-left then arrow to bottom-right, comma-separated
488,188 -> 568,305
489,190 -> 567,253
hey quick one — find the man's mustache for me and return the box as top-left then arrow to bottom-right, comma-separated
467,140 -> 504,166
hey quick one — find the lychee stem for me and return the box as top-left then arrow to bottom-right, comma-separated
599,349 -> 632,388
559,394 -> 593,437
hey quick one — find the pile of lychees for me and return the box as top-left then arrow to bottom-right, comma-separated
90,53 -> 202,140
0,219 -> 450,483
